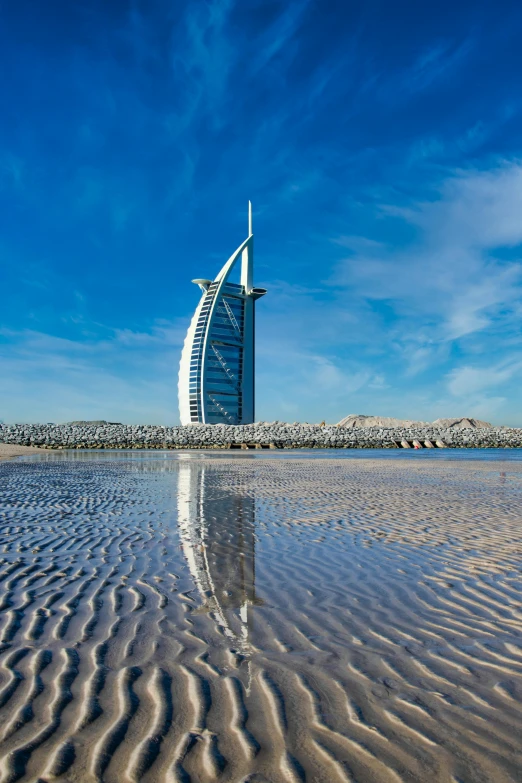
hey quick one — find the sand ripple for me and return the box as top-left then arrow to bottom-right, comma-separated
0,455 -> 522,782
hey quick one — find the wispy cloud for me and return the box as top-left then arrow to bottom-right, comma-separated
332,161 -> 522,344
249,0 -> 311,74
170,0 -> 236,131
405,39 -> 474,95
0,322 -> 185,424
447,357 -> 522,397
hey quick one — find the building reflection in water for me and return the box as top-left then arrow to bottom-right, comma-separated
177,460 -> 257,657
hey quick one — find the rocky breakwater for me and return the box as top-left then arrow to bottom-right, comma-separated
1,421 -> 521,449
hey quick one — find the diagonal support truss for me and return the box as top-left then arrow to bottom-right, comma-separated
207,393 -> 237,423
211,344 -> 241,390
221,299 -> 242,340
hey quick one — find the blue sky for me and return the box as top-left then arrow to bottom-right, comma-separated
1,0 -> 522,425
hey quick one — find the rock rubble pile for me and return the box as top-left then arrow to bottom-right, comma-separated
1,422 -> 521,449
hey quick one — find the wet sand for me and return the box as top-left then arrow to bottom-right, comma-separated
0,452 -> 522,782
0,444 -> 43,461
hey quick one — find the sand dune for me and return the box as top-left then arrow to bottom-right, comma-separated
0,453 -> 521,782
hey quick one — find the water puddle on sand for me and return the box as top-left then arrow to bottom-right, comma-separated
0,450 -> 522,782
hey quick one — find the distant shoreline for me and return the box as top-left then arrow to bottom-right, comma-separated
0,443 -> 45,461
2,423 -> 522,450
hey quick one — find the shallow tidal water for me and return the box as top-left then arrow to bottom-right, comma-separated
0,450 -> 522,783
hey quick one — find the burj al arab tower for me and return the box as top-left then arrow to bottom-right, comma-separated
178,203 -> 267,425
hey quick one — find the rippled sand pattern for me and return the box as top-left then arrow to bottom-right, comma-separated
1,455 -> 522,782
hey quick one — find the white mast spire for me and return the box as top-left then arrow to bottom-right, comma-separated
241,202 -> 253,292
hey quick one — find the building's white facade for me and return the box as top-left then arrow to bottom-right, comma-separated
178,203 -> 266,425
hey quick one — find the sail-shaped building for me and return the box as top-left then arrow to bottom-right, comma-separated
178,203 -> 267,425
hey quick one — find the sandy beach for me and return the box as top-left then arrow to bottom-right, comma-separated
0,451 -> 521,782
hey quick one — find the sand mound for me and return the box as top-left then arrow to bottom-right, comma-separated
66,419 -> 122,425
0,443 -> 43,461
337,414 -> 430,428
337,414 -> 493,428
432,417 -> 493,429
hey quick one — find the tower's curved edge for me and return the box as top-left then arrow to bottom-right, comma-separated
178,294 -> 205,426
